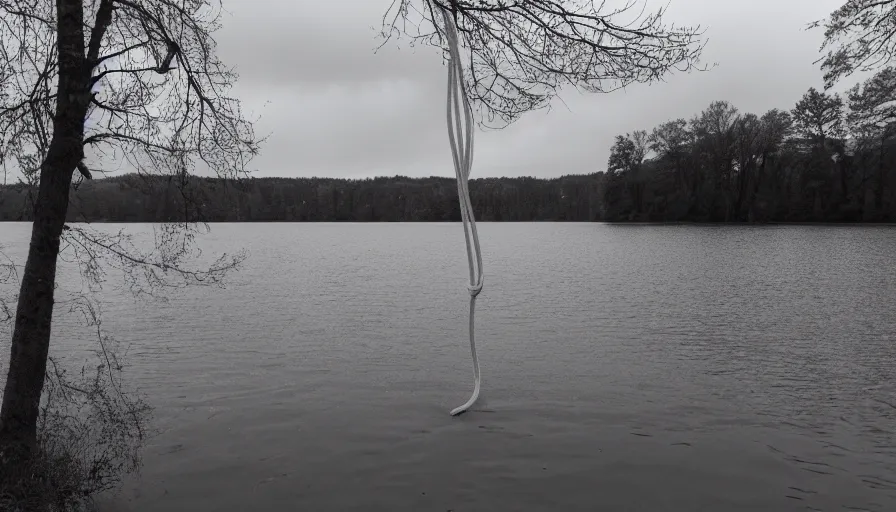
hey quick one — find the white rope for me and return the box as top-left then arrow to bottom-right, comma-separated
440,8 -> 484,417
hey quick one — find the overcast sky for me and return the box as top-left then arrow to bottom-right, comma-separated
159,1 -> 870,180
211,0 -> 858,180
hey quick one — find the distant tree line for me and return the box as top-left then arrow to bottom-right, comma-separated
604,70 -> 896,222
0,174 -> 605,222
2,73 -> 895,224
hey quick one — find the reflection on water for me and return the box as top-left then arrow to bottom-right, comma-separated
1,222 -> 894,511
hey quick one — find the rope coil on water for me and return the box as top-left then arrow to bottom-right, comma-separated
441,8 -> 485,417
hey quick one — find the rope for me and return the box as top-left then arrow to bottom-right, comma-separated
440,8 -> 484,417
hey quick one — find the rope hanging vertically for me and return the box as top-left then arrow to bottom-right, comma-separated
440,7 -> 484,417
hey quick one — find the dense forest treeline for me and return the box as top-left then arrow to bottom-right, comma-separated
2,76 -> 896,223
0,174 -> 604,222
604,70 -> 896,222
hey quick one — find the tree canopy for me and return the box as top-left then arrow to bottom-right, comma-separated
812,0 -> 896,88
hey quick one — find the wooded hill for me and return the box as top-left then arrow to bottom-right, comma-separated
3,83 -> 896,223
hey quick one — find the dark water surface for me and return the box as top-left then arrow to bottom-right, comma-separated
1,222 -> 895,511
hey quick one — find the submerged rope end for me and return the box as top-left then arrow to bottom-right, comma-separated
449,379 -> 480,416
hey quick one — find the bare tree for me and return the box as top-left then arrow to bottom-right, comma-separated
791,87 -> 845,149
731,112 -> 761,217
379,0 -> 708,128
754,108 -> 793,192
811,0 -> 896,88
649,118 -> 691,189
846,66 -> 896,209
0,0 -> 260,470
846,66 -> 896,130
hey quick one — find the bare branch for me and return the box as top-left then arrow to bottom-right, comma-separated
61,225 -> 248,299
379,0 -> 708,127
76,161 -> 92,180
95,39 -> 149,65
811,0 -> 896,88
0,2 -> 53,26
87,0 -> 117,64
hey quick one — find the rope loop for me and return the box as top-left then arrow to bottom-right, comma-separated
441,8 -> 484,416
468,280 -> 483,298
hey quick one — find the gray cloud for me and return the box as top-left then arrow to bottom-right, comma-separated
75,0 -> 871,182
214,0 -> 855,180
219,0 -> 444,88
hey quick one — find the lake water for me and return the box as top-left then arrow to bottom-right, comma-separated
1,222 -> 895,511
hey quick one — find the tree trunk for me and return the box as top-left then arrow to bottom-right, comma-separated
877,131 -> 887,217
838,157 -> 849,204
0,0 -> 88,461
734,159 -> 751,221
